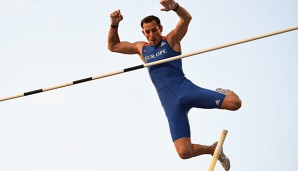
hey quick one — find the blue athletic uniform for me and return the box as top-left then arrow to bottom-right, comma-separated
142,37 -> 226,141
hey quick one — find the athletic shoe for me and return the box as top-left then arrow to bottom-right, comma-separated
213,141 -> 230,171
215,88 -> 233,94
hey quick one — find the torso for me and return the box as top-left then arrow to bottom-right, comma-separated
141,37 -> 185,90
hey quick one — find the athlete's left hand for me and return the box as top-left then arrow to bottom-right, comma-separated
160,0 -> 177,11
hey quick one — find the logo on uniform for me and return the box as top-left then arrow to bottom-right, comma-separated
160,42 -> 166,47
215,100 -> 220,106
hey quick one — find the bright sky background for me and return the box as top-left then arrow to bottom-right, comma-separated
0,0 -> 297,171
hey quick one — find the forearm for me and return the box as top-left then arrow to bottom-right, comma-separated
107,25 -> 120,51
173,3 -> 192,23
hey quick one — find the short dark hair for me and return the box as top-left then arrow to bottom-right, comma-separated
140,15 -> 161,28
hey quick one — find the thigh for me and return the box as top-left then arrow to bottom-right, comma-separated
158,87 -> 191,142
181,85 -> 226,109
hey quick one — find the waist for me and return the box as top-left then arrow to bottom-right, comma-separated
148,64 -> 185,90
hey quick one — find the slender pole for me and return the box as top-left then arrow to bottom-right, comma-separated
208,129 -> 228,171
144,26 -> 298,67
0,26 -> 297,102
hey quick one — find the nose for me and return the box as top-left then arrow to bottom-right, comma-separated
150,31 -> 154,37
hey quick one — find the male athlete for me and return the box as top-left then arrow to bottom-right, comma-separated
107,0 -> 241,170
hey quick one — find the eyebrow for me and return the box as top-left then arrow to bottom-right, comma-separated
143,26 -> 159,32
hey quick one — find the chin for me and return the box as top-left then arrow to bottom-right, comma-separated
150,41 -> 158,46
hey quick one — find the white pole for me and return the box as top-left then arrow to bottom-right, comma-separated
144,26 -> 298,67
1,26 -> 297,102
208,129 -> 228,171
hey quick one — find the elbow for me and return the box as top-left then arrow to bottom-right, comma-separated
108,42 -> 121,52
108,46 -> 113,52
187,15 -> 192,23
182,15 -> 192,24
108,45 -> 116,52
188,14 -> 192,21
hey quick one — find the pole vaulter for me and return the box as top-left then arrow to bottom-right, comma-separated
0,26 -> 297,102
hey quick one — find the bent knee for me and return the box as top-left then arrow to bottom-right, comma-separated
174,137 -> 194,159
177,149 -> 192,159
230,98 -> 242,111
222,94 -> 242,110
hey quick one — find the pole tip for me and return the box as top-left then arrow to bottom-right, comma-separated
222,129 -> 228,134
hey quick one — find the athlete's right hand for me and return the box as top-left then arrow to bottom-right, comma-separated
110,10 -> 123,26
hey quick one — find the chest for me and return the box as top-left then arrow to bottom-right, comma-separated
143,42 -> 170,63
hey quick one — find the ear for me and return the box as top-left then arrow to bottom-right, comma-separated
159,25 -> 163,33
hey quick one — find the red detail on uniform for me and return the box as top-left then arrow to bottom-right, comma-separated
143,36 -> 167,47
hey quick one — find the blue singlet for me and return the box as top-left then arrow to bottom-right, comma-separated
142,37 -> 226,141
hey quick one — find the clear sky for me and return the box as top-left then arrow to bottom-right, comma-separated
0,0 -> 297,171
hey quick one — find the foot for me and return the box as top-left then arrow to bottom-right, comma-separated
213,141 -> 230,171
215,88 -> 234,95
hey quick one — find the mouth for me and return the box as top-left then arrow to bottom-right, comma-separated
150,39 -> 157,44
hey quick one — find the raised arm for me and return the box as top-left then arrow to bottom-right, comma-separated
107,10 -> 144,55
160,0 -> 192,42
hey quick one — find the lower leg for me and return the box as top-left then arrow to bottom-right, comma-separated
191,144 -> 215,156
174,138 -> 215,159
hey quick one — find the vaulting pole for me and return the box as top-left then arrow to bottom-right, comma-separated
144,26 -> 298,67
208,129 -> 228,171
0,26 -> 297,102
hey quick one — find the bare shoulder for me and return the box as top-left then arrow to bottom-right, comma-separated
132,41 -> 147,63
133,41 -> 147,48
166,31 -> 181,52
133,41 -> 147,54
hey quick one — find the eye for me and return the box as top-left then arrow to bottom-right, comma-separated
152,28 -> 158,32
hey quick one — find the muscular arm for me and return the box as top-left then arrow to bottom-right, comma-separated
160,0 -> 192,51
107,26 -> 141,54
171,3 -> 192,42
107,10 -> 145,56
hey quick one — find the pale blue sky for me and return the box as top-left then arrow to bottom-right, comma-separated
0,0 -> 298,171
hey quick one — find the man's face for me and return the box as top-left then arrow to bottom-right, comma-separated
142,21 -> 163,46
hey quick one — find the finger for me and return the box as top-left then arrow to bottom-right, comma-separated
119,14 -> 123,20
160,0 -> 167,5
111,10 -> 120,16
117,10 -> 122,17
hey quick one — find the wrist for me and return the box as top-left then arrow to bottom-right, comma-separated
172,3 -> 179,11
111,24 -> 119,28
